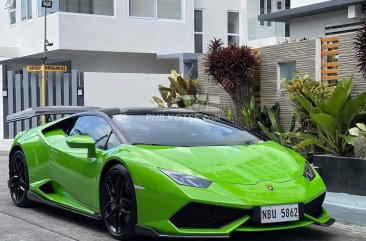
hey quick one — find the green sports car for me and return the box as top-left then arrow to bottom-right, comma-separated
8,107 -> 334,240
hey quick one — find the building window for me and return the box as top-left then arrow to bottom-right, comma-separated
194,9 -> 203,53
228,11 -> 240,46
59,0 -> 114,16
38,0 -> 114,17
6,0 -> 16,25
21,0 -> 32,21
259,0 -> 272,27
277,1 -> 282,10
285,0 -> 290,9
129,0 -> 182,20
284,0 -> 290,37
5,0 -> 14,8
278,61 -> 296,91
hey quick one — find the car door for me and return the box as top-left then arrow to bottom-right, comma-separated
50,115 -> 117,210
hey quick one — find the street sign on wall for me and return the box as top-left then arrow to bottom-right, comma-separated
26,65 -> 68,73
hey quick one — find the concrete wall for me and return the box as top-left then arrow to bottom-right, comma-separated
58,0 -> 195,55
83,72 -> 170,108
290,10 -> 349,40
36,51 -> 179,74
339,33 -> 366,96
260,39 -> 317,129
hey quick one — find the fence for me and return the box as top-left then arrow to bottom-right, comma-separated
321,36 -> 339,82
3,68 -> 84,138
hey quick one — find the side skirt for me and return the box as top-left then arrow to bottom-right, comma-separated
27,191 -> 102,220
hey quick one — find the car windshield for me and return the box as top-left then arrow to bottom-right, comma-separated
113,114 -> 261,147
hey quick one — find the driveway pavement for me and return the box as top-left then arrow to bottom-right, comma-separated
1,154 -> 366,241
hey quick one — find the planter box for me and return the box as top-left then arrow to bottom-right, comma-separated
313,155 -> 366,196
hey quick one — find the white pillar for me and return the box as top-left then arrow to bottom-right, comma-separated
315,38 -> 322,82
0,65 -> 4,139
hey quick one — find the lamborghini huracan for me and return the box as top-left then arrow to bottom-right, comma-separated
8,107 -> 334,240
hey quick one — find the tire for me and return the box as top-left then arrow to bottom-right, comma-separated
9,150 -> 32,207
101,164 -> 137,240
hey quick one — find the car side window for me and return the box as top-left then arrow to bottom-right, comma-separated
106,132 -> 121,150
70,116 -> 112,150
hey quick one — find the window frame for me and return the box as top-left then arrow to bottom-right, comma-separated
227,10 -> 241,46
277,61 -> 296,93
8,0 -> 16,26
69,114 -> 123,150
127,0 -> 185,22
21,0 -> 33,22
194,8 -> 204,53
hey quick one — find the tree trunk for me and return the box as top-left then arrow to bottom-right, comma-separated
231,81 -> 251,126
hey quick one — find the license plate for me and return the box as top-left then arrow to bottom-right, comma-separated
260,204 -> 299,224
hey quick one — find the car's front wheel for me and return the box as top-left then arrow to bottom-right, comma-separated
101,164 -> 137,240
9,150 -> 32,207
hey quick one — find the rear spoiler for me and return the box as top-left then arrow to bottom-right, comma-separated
7,106 -> 101,123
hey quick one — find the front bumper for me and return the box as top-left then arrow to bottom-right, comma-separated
130,164 -> 332,237
136,206 -> 333,238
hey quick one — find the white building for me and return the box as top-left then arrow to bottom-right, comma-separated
259,0 -> 366,40
0,0 -> 290,138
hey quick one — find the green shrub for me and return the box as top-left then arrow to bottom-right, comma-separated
346,123 -> 366,159
284,77 -> 366,156
153,70 -> 208,109
284,73 -> 335,134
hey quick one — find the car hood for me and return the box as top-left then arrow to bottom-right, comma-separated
132,141 -> 303,185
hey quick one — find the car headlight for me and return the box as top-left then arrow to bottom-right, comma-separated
303,162 -> 316,181
159,168 -> 212,188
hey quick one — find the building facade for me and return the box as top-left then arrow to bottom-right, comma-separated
0,0 -> 290,138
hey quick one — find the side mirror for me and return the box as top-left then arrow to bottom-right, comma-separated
66,135 -> 96,158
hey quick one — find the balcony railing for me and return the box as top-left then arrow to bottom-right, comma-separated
248,17 -> 287,41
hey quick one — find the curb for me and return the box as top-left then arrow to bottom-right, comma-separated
325,193 -> 366,227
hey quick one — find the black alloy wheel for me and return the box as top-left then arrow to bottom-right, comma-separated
9,150 -> 31,207
102,164 -> 137,240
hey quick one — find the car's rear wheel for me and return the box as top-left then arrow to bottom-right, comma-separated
101,164 -> 137,240
9,150 -> 32,207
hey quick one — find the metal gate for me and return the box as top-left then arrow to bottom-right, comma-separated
3,68 -> 85,138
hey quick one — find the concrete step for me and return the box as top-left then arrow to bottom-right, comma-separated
325,192 -> 366,227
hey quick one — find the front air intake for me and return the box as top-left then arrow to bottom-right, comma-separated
304,193 -> 326,218
170,203 -> 248,229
